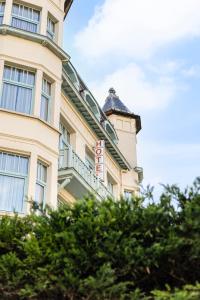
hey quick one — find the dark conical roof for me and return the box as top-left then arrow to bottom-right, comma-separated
102,88 -> 142,134
102,88 -> 131,114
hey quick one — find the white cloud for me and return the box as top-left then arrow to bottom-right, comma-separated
182,65 -> 200,78
75,0 -> 200,60
90,63 -> 178,111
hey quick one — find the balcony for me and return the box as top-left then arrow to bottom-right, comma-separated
58,144 -> 113,200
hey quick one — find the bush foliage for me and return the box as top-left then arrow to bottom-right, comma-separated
0,178 -> 200,299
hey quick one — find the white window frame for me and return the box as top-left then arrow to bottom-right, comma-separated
0,65 -> 35,114
0,2 -> 5,25
35,161 -> 47,209
11,3 -> 40,33
0,152 -> 29,213
40,78 -> 51,122
59,122 -> 70,149
47,15 -> 56,40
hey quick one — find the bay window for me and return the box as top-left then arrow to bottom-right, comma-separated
35,161 -> 47,208
12,3 -> 40,33
0,2 -> 5,25
0,65 -> 35,114
0,152 -> 29,213
40,78 -> 51,122
47,16 -> 55,40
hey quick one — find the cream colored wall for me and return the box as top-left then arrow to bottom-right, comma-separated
0,110 -> 59,211
61,93 -> 123,198
0,0 -> 65,212
108,114 -> 137,168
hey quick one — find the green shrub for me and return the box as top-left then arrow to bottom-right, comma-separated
0,178 -> 200,299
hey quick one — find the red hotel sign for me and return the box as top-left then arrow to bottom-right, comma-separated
95,140 -> 105,181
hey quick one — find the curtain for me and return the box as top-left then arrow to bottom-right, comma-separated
1,83 -> 32,114
12,17 -> 37,33
40,95 -> 49,121
12,3 -> 40,33
35,183 -> 44,204
0,175 -> 25,213
0,153 -> 28,213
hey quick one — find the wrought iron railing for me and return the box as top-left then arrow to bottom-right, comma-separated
59,144 -> 113,199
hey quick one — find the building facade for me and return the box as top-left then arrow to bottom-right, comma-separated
0,0 -> 142,215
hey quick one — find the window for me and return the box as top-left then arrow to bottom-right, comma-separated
85,151 -> 95,171
12,3 -> 40,33
0,152 -> 29,213
107,173 -> 116,195
0,2 -> 5,25
40,78 -> 51,122
108,180 -> 114,194
59,122 -> 70,149
0,65 -> 35,114
35,162 -> 47,207
124,190 -> 133,201
47,16 -> 55,40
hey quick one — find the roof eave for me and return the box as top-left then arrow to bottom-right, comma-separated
64,0 -> 73,19
105,109 -> 142,134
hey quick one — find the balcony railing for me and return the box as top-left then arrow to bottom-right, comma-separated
59,144 -> 113,199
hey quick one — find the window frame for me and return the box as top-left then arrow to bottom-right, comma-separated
40,77 -> 51,122
124,190 -> 133,201
11,3 -> 40,33
0,2 -> 5,25
47,15 -> 56,40
0,65 -> 35,115
59,122 -> 70,149
35,161 -> 47,209
0,152 -> 29,213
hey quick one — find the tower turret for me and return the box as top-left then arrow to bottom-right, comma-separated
103,88 -> 141,169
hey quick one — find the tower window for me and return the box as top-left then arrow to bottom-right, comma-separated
40,78 -> 51,122
0,152 -> 29,213
0,65 -> 35,114
0,2 -> 5,25
47,16 -> 55,40
12,3 -> 40,33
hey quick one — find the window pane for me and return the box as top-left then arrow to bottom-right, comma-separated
59,123 -> 70,148
12,3 -> 40,33
35,183 -> 44,204
40,95 -> 49,121
37,162 -> 47,183
0,152 -> 28,175
0,175 -> 25,213
12,17 -> 38,33
3,66 -> 35,86
1,83 -> 32,114
47,17 -> 55,40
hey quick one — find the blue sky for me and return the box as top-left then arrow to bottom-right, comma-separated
63,0 -> 200,196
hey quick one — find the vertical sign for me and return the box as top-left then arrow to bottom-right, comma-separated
95,140 -> 105,181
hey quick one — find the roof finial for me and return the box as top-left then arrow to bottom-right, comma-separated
109,87 -> 116,95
